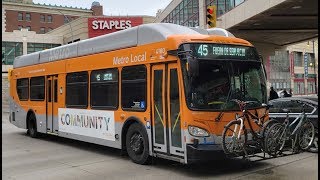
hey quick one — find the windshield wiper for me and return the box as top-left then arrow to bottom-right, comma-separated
215,85 -> 232,122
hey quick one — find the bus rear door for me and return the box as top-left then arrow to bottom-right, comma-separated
46,75 -> 59,134
151,63 -> 185,159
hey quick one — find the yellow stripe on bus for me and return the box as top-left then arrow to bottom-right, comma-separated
172,112 -> 181,132
154,104 -> 164,127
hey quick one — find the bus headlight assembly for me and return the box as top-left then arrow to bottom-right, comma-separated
188,126 -> 209,137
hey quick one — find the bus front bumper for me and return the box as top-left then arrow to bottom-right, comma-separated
187,143 -> 227,164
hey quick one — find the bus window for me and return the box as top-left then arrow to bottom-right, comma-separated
66,71 -> 88,108
121,65 -> 146,111
30,76 -> 45,101
16,78 -> 29,101
170,68 -> 181,148
90,68 -> 118,109
48,80 -> 52,102
54,79 -> 58,102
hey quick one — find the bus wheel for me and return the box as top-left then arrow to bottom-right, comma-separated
126,123 -> 150,164
28,114 -> 38,138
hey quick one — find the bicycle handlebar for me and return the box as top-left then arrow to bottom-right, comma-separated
230,99 -> 260,111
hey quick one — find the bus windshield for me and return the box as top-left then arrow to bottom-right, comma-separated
179,43 -> 267,111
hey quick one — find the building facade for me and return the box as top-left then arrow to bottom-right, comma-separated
46,15 -> 155,44
267,39 -> 318,96
154,0 -> 318,96
3,0 -> 99,33
2,0 -> 100,65
154,0 -> 245,28
2,29 -> 63,65
2,0 -> 155,66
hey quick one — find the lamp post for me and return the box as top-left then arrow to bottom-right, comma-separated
49,7 -> 74,44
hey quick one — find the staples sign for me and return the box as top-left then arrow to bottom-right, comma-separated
92,20 -> 131,30
88,17 -> 143,38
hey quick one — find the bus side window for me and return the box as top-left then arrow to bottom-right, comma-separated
90,68 -> 118,109
30,76 -> 45,101
121,65 -> 147,111
16,78 -> 29,101
48,80 -> 52,102
66,71 -> 88,108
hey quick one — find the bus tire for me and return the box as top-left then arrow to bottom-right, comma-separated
28,113 -> 38,138
126,123 -> 150,165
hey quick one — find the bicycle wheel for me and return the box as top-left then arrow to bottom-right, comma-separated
298,120 -> 315,151
261,118 -> 279,138
308,128 -> 318,153
265,123 -> 286,157
222,120 -> 247,156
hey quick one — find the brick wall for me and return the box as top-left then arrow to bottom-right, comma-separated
5,10 -> 78,33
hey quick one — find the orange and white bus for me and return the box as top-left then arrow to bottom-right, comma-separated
9,23 -> 267,164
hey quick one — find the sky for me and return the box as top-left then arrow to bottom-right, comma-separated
33,0 -> 172,16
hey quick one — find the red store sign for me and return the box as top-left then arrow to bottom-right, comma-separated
88,17 -> 143,38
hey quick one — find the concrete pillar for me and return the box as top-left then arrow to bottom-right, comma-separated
198,0 -> 206,29
22,39 -> 27,55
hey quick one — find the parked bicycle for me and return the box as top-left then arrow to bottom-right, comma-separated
221,99 -> 277,158
265,100 -> 316,156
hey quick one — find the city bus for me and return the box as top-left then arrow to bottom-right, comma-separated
9,23 -> 267,164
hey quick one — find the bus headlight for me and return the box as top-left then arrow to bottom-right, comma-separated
188,126 -> 209,137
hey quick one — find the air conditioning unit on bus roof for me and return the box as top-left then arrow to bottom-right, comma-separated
190,27 -> 235,37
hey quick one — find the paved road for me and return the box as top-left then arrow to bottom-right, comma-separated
2,112 -> 318,180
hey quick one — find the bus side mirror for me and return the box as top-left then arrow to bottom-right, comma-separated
187,56 -> 199,77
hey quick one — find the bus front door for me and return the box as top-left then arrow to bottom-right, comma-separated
46,75 -> 59,134
151,63 -> 184,158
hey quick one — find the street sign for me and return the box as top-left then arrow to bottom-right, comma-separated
304,53 -> 308,79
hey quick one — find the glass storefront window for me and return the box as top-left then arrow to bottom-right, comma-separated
268,50 -> 291,91
226,0 -> 235,11
294,74 -> 304,78
161,0 -> 248,28
307,81 -> 315,94
294,81 -> 304,95
308,53 -> 315,67
161,0 -> 199,27
217,0 -> 226,16
235,0 -> 245,6
2,41 -> 23,65
27,43 -> 61,54
294,51 -> 303,67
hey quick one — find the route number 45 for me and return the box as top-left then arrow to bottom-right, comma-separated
197,45 -> 208,56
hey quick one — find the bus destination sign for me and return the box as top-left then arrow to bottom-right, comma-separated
190,43 -> 259,61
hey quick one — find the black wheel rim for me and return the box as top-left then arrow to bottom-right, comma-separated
130,132 -> 144,155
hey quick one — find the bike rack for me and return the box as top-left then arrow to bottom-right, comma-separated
237,145 -> 301,162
